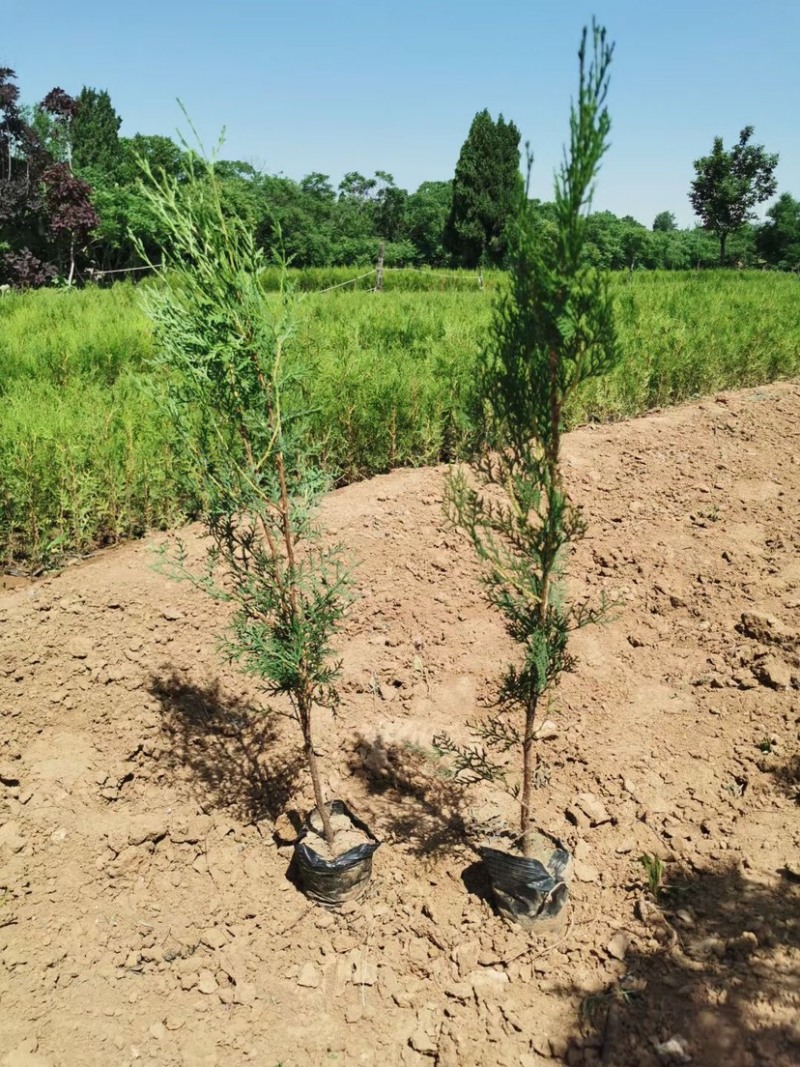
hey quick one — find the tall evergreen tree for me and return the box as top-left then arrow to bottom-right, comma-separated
72,87 -> 122,176
444,109 -> 522,268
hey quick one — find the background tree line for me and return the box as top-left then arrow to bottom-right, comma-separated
1,69 -> 798,289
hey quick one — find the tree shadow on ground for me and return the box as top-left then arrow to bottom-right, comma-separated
350,734 -> 471,859
767,750 -> 800,806
148,671 -> 304,824
561,861 -> 800,1067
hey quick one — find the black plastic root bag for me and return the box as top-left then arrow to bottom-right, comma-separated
480,835 -> 571,930
294,800 -> 380,906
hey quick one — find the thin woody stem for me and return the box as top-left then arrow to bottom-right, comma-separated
266,338 -> 332,846
521,350 -> 561,858
300,693 -> 333,847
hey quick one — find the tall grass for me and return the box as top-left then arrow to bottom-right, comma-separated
293,289 -> 490,478
0,283 -> 151,392
1,270 -> 798,568
257,265 -> 502,292
0,373 -> 185,566
575,271 -> 800,421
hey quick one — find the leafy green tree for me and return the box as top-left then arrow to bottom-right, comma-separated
683,227 -> 721,269
20,102 -> 68,162
406,180 -> 452,266
333,171 -> 377,243
757,192 -> 800,270
119,134 -> 185,184
213,158 -> 264,232
81,134 -> 189,272
689,127 -> 778,266
619,215 -> 651,272
256,173 -> 334,266
649,228 -> 691,270
584,210 -> 624,269
439,24 -> 619,856
300,172 -> 336,202
338,171 -> 377,203
71,87 -> 122,176
373,171 -> 408,243
653,210 -> 677,232
444,109 -> 522,268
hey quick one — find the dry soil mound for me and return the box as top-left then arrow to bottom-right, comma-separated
1,383 -> 799,1067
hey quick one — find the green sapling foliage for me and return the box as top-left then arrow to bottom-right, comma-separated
136,144 -> 351,848
438,24 -> 619,857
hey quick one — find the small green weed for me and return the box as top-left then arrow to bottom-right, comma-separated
640,853 -> 665,901
581,983 -> 641,1025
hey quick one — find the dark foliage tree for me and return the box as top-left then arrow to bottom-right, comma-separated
0,69 -> 54,284
40,87 -> 78,119
444,109 -> 522,268
41,87 -> 79,165
690,127 -> 778,266
38,87 -> 99,283
0,70 -> 46,227
1,74 -> 99,285
41,162 -> 99,282
1,248 -> 57,288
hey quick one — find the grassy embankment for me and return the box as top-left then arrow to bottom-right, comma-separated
1,269 -> 798,568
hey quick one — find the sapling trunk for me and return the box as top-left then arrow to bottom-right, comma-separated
519,348 -> 563,856
274,441 -> 335,850
301,702 -> 334,847
520,697 -> 538,855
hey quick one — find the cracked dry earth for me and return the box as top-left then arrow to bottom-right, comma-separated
2,382 -> 799,1067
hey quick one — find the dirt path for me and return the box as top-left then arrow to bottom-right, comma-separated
1,382 -> 799,1067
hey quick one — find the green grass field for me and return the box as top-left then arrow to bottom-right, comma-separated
1,269 -> 798,568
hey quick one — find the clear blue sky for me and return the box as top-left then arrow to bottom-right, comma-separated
4,0 -> 798,228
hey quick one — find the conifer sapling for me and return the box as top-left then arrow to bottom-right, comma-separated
137,142 -> 351,848
437,24 -> 620,858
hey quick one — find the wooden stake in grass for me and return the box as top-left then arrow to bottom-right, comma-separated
437,23 -> 620,858
136,142 -> 351,849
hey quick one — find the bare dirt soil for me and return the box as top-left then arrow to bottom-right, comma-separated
2,382 -> 799,1067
